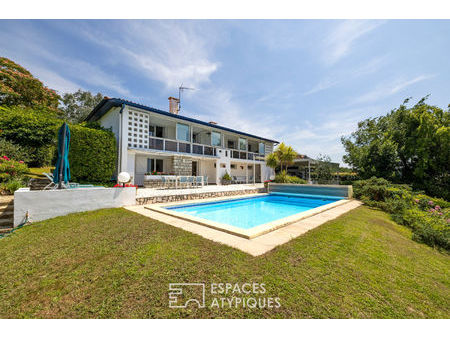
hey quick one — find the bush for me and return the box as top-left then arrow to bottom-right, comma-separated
0,106 -> 59,166
353,177 -> 450,251
68,125 -> 117,183
0,138 -> 31,163
1,178 -> 25,195
0,156 -> 29,194
274,171 -> 307,184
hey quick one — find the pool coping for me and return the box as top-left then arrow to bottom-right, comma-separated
144,193 -> 352,239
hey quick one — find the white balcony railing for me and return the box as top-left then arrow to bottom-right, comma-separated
147,136 -> 217,157
139,136 -> 264,161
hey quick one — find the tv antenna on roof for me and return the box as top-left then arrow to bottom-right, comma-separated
178,83 -> 195,111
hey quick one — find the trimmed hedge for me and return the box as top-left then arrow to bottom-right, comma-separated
0,106 -> 59,166
69,125 -> 116,183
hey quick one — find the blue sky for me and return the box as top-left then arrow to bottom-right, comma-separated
1,20 -> 449,164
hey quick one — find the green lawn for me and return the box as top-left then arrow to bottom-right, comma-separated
0,206 -> 448,318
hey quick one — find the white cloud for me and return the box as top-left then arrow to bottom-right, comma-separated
304,55 -> 387,95
323,20 -> 385,65
351,74 -> 434,105
79,21 -> 220,90
28,66 -> 82,94
0,24 -> 128,95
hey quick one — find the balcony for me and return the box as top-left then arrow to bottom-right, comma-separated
146,136 -> 217,156
130,136 -> 265,161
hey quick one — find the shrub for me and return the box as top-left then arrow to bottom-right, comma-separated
0,138 -> 31,163
1,178 -> 24,194
0,156 -> 28,194
68,125 -> 117,183
0,106 -> 59,166
0,156 -> 28,183
222,172 -> 232,181
354,177 -> 449,251
274,171 -> 307,184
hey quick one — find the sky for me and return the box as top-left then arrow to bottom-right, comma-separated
1,20 -> 449,164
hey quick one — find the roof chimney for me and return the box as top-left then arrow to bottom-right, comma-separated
168,97 -> 180,115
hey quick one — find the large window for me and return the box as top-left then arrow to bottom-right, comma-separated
176,123 -> 190,142
259,142 -> 265,154
239,138 -> 247,151
211,131 -> 221,146
147,159 -> 163,173
149,125 -> 163,138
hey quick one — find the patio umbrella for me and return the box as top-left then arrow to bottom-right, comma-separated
53,122 -> 71,189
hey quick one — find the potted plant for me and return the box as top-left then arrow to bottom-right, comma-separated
221,172 -> 232,185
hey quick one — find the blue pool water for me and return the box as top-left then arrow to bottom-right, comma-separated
166,193 -> 342,229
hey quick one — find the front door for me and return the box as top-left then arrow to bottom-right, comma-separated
192,161 -> 198,176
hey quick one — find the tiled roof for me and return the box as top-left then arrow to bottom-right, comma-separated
85,97 -> 279,144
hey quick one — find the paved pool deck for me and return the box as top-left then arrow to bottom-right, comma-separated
136,183 -> 265,198
125,198 -> 362,256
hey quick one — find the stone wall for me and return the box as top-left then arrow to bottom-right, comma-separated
136,187 -> 265,205
172,156 -> 192,175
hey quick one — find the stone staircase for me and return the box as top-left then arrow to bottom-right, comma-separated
0,196 -> 14,234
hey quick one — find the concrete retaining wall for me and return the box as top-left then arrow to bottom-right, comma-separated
268,183 -> 353,198
14,187 -> 136,226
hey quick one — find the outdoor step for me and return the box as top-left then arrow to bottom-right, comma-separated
0,210 -> 14,218
0,204 -> 14,212
0,227 -> 13,234
0,218 -> 13,226
0,196 -> 14,207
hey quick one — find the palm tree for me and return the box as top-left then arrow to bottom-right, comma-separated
265,152 -> 279,170
265,142 -> 298,172
279,144 -> 297,171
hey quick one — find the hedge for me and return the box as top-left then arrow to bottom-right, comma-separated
0,106 -> 59,166
68,124 -> 117,183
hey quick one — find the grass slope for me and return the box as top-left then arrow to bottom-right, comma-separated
0,206 -> 448,318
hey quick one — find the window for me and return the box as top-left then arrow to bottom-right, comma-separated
149,125 -> 163,138
239,138 -> 247,151
259,142 -> 265,154
227,140 -> 235,149
211,131 -> 221,146
230,164 -> 237,169
176,123 -> 190,142
147,159 -> 163,173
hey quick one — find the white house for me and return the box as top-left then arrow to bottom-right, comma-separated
85,97 -> 278,186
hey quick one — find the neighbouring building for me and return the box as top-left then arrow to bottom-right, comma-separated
287,155 -> 340,182
85,97 -> 278,186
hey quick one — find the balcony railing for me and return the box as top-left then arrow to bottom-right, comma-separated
230,149 -> 261,161
147,136 -> 217,156
137,136 -> 264,160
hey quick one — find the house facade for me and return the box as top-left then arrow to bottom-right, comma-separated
86,97 -> 278,186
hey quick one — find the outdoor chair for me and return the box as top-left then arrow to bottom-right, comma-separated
203,176 -> 208,186
187,176 -> 195,188
179,176 -> 189,189
43,172 -> 57,190
195,176 -> 203,188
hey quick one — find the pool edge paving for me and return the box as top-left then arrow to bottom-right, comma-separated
124,197 -> 362,256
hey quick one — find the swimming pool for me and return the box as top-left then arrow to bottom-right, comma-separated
150,193 -> 347,238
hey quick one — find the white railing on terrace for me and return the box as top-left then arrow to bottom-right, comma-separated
133,136 -> 265,161
147,136 -> 217,156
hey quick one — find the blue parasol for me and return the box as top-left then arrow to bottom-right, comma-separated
53,122 -> 71,188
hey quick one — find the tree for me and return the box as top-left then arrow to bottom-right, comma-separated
313,154 -> 334,184
341,97 -> 450,199
0,57 -> 61,112
265,142 -> 298,172
60,90 -> 104,123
